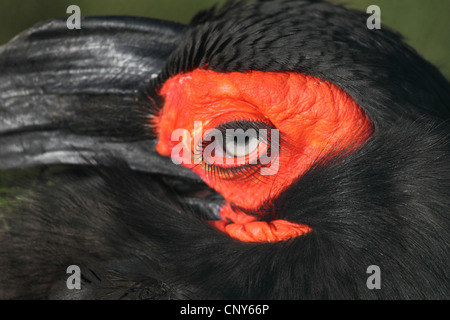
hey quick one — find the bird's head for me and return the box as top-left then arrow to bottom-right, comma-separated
140,0 -> 449,242
152,69 -> 373,240
1,0 -> 448,244
155,69 -> 373,208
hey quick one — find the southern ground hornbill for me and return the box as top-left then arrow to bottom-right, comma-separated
0,0 -> 449,299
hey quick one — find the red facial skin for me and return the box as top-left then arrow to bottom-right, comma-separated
154,69 -> 373,242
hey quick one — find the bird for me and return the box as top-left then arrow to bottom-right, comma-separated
0,0 -> 449,300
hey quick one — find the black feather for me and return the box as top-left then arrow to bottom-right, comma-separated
1,0 -> 449,300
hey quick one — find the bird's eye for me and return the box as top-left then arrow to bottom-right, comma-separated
195,120 -> 276,180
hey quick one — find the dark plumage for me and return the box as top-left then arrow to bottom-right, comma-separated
0,0 -> 449,299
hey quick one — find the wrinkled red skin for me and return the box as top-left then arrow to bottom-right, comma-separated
155,69 -> 373,242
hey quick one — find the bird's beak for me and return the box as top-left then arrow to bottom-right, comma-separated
0,16 -> 201,182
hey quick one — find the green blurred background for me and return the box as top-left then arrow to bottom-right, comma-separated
0,0 -> 449,78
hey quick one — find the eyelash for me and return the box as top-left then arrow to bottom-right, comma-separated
193,120 -> 282,182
